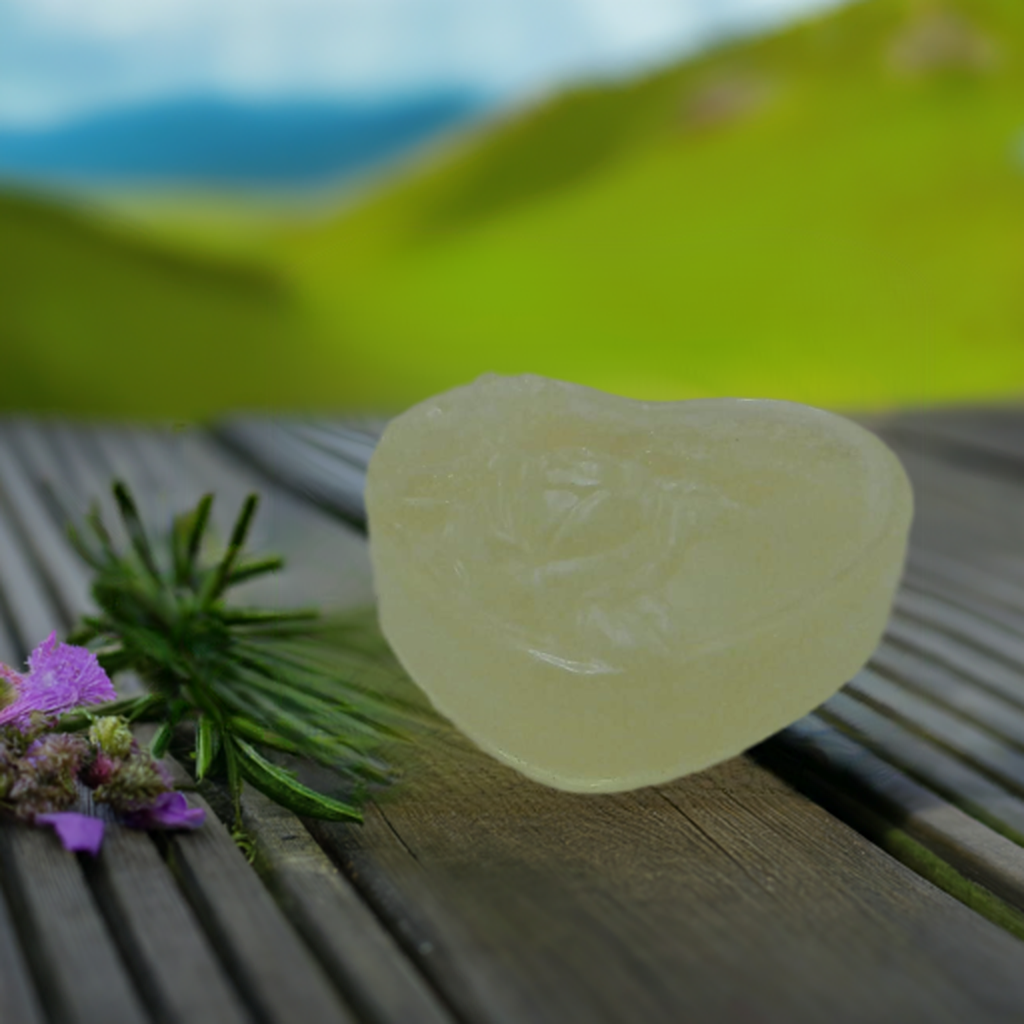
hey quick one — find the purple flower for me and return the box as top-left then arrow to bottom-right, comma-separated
35,812 -> 105,856
0,634 -> 117,729
121,791 -> 205,831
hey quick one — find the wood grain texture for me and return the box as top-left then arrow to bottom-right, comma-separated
0,428 -> 93,620
214,420 -> 370,526
882,615 -> 1024,710
85,817 -> 253,1024
871,639 -> 1024,750
774,715 -> 1024,912
896,588 -> 1024,673
883,408 -> 1024,481
0,871 -> 46,1024
906,563 -> 1024,639
242,783 -> 455,1024
161,785 -> 357,1024
310,725 -> 1024,1024
0,479 -> 65,654
0,821 -> 149,1024
847,670 -> 1024,794
823,687 -> 1024,840
0,439 -> 254,1024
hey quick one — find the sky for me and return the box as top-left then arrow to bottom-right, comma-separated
0,0 -> 848,125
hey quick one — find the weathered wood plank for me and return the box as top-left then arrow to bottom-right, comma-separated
0,430 -> 93,618
0,862 -> 46,1024
279,422 -> 378,472
821,690 -> 1024,841
906,559 -> 1024,633
883,616 -> 1024,710
215,421 -> 369,525
884,408 -> 1024,480
0,821 -> 150,1024
75,423 -> 375,613
896,588 -> 1024,673
772,715 -> 1024,914
85,815 -> 252,1024
0,491 -> 62,652
848,670 -> 1024,797
242,784 -> 454,1024
310,734 -> 1024,1024
160,776 -> 357,1024
871,639 -> 1024,751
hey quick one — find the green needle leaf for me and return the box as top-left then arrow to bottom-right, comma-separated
200,493 -> 258,607
65,520 -> 105,571
113,481 -> 162,583
226,555 -> 285,588
195,715 -> 222,781
227,716 -> 303,755
86,501 -> 117,562
234,738 -> 362,822
56,693 -> 165,733
221,608 -> 319,627
149,721 -> 174,759
174,493 -> 214,586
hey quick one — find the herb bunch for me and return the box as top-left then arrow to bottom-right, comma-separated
64,482 -> 401,825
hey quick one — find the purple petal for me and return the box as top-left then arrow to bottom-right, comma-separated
0,634 -> 117,728
122,791 -> 205,831
36,812 -> 105,855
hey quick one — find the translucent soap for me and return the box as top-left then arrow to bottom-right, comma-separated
365,374 -> 913,792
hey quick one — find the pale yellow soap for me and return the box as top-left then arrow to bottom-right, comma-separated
366,374 -> 913,792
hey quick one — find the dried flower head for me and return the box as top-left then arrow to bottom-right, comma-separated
8,733 -> 90,820
89,716 -> 134,759
93,748 -> 171,814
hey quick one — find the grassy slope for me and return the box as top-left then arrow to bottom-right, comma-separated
2,0 -> 1022,418
0,190 -> 352,418
270,0 -> 1024,411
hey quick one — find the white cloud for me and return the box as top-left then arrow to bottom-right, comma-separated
0,0 -> 848,124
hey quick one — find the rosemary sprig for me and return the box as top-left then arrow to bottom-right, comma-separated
65,482 -> 403,826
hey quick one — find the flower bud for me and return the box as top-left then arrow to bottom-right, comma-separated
89,716 -> 134,759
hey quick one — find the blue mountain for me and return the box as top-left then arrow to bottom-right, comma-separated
0,93 -> 482,189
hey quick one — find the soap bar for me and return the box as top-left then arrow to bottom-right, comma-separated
365,374 -> 913,792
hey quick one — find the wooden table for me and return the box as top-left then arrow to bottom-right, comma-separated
3,405 -> 1024,1024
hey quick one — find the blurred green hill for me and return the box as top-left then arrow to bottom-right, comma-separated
2,0 -> 1023,419
0,190 -> 357,417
